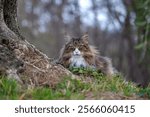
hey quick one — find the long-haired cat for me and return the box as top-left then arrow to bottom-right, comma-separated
58,33 -> 114,76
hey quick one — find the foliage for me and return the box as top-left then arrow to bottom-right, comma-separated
138,87 -> 150,98
69,67 -> 104,78
0,68 -> 150,100
134,0 -> 150,60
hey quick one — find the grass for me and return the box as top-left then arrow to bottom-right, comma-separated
0,67 -> 150,99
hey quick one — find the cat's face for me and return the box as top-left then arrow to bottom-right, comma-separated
60,33 -> 97,68
64,34 -> 91,57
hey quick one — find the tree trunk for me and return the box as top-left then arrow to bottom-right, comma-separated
0,0 -> 3,21
0,0 -> 18,41
3,0 -> 24,40
122,0 -> 146,87
0,0 -> 73,88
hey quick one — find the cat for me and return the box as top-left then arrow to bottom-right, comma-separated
58,33 -> 114,76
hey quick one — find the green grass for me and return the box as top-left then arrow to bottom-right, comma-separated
0,68 -> 150,99
0,76 -> 20,99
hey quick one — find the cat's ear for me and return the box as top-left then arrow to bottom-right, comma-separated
81,32 -> 89,43
64,32 -> 71,44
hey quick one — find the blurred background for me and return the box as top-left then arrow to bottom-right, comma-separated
18,0 -> 150,86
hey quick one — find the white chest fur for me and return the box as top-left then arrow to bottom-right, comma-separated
70,55 -> 88,67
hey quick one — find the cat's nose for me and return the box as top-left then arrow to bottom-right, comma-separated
75,51 -> 79,54
74,48 -> 80,55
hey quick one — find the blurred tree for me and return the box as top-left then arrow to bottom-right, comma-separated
133,0 -> 150,87
121,0 -> 142,84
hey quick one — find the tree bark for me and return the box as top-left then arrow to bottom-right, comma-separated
0,0 -> 18,41
3,0 -> 24,40
0,0 -> 73,88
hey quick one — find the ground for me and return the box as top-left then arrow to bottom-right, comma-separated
0,67 -> 150,100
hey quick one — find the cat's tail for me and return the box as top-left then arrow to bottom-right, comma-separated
95,56 -> 116,77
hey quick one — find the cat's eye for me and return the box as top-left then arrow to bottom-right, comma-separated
79,45 -> 88,51
68,46 -> 74,50
79,46 -> 84,50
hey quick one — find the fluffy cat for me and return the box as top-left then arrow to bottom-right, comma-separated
58,33 -> 114,76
